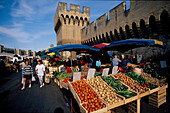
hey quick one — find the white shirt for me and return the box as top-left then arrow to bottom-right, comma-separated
36,64 -> 45,76
20,62 -> 26,69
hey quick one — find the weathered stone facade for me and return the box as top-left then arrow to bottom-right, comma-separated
54,1 -> 170,60
54,2 -> 90,45
54,2 -> 90,59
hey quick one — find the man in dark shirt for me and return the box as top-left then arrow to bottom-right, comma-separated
21,61 -> 33,90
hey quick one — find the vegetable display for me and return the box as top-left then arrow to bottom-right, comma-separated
101,76 -> 128,91
87,77 -> 123,105
71,80 -> 106,112
143,67 -> 164,79
101,76 -> 136,99
112,73 -> 147,94
53,71 -> 72,79
126,72 -> 156,90
140,72 -> 159,86
94,72 -> 102,77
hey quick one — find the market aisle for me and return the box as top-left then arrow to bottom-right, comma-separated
0,72 -> 71,113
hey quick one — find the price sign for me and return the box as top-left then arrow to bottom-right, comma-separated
102,68 -> 109,76
87,68 -> 96,80
160,61 -> 167,68
73,72 -> 81,82
112,66 -> 118,75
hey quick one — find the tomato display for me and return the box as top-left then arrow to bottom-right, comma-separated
71,80 -> 106,112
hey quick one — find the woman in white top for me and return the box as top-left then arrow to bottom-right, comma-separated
36,60 -> 46,88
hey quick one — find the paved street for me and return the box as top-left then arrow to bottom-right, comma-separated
0,72 -> 71,113
0,71 -> 169,113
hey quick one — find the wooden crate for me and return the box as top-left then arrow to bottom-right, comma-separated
87,76 -> 125,110
59,79 -> 69,90
80,103 -> 108,113
128,99 -> 141,113
149,84 -> 168,108
68,81 -> 81,105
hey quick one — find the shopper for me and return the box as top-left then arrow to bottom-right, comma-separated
89,57 -> 93,67
20,59 -> 26,84
112,55 -> 121,67
121,58 -> 127,71
43,58 -> 49,68
21,61 -> 33,90
96,58 -> 101,72
35,60 -> 46,88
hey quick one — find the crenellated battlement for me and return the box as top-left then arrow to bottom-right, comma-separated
54,2 -> 90,29
81,0 -> 170,44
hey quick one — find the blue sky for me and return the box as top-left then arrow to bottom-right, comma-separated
0,0 -> 130,52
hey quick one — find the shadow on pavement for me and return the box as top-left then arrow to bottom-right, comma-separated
54,107 -> 64,113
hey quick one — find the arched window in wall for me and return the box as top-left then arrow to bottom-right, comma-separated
132,22 -> 139,38
96,36 -> 99,44
102,34 -> 106,43
119,27 -> 125,40
80,17 -> 84,26
149,15 -> 157,34
71,15 -> 74,25
106,32 -> 111,42
160,10 -> 170,35
93,37 -> 96,45
110,31 -> 114,41
114,29 -> 119,41
140,19 -> 147,38
99,35 -> 102,43
125,25 -> 131,39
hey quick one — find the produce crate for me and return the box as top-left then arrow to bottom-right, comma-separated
128,101 -> 137,113
89,76 -> 125,110
128,99 -> 141,113
54,78 -> 59,86
109,75 -> 139,104
138,89 -> 150,98
149,84 -> 168,108
68,81 -> 108,113
80,103 -> 107,113
124,90 -> 139,104
59,79 -> 69,90
149,86 -> 159,94
68,81 -> 81,105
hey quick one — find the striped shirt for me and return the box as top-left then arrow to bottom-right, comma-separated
23,65 -> 33,75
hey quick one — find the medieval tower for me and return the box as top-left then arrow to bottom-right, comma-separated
54,2 -> 90,59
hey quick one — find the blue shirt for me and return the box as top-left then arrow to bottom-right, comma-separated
112,58 -> 121,67
96,61 -> 101,67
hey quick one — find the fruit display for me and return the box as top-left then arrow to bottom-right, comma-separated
126,72 -> 156,90
112,73 -> 147,94
101,76 -> 137,99
140,72 -> 159,86
62,77 -> 71,84
87,77 -> 123,105
71,80 -> 106,112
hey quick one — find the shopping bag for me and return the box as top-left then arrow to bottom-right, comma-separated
32,76 -> 36,81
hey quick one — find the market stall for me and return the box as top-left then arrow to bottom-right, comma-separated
103,39 -> 165,52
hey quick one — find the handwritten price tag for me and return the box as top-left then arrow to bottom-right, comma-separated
87,68 -> 96,79
73,72 -> 81,82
